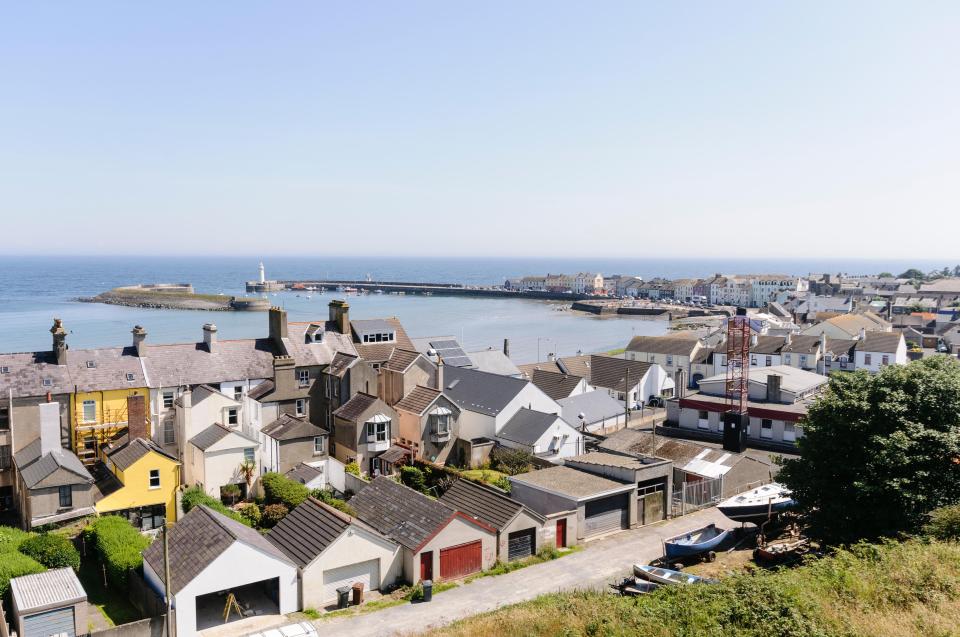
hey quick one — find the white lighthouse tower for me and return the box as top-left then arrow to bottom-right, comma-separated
258,261 -> 266,284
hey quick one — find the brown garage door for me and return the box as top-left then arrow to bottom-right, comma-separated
439,540 -> 482,579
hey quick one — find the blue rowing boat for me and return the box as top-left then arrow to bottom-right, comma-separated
663,523 -> 729,560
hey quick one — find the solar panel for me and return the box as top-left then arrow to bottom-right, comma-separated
443,356 -> 474,368
431,340 -> 461,350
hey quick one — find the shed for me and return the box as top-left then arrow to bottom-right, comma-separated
564,451 -> 673,525
11,567 -> 87,637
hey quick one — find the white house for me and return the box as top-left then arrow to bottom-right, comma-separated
854,332 -> 907,373
266,497 -> 402,609
587,355 -> 675,407
185,422 -> 260,499
143,505 -> 298,637
496,408 -> 584,461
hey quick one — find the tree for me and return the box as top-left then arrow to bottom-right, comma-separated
898,268 -> 926,280
877,272 -> 894,279
779,358 -> 960,544
954,265 -> 960,277
238,460 -> 257,496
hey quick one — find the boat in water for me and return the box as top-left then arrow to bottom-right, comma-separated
634,564 -> 716,586
717,483 -> 796,525
663,523 -> 729,560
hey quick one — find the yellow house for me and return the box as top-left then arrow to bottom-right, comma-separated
95,437 -> 180,530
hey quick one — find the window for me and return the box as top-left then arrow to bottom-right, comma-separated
697,410 -> 709,429
243,447 -> 256,463
864,354 -> 872,366
313,436 -> 324,454
226,408 -> 239,426
432,414 -> 450,435
148,469 -> 160,489
126,373 -> 135,381
0,445 -> 10,471
784,354 -> 792,364
233,386 -> 243,400
760,419 -> 773,439
765,356 -> 772,366
800,355 -> 807,366
82,400 -> 97,423
86,360 -> 96,368
298,370 -> 309,387
0,407 -> 8,431
58,485 -> 72,508
42,378 -> 52,387
0,366 -> 8,374
366,420 -> 388,443
295,399 -> 306,417
162,392 -> 174,409
750,355 -> 757,365
783,423 -> 797,442
882,355 -> 890,366
649,355 -> 655,363
163,420 -> 175,445
666,355 -> 673,366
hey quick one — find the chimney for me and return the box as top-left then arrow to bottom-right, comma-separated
436,355 -> 445,391
132,325 -> 148,357
785,331 -> 792,345
203,323 -> 218,353
547,353 -> 556,362
269,306 -> 288,348
39,402 -> 61,456
766,374 -> 782,403
750,333 -> 758,347
503,338 -> 510,358
859,327 -> 866,341
126,394 -> 148,441
328,300 -> 350,335
51,318 -> 68,366
819,332 -> 827,354
674,369 -> 686,398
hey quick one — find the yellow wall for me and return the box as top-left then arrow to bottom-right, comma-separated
73,387 -> 150,426
95,452 -> 180,522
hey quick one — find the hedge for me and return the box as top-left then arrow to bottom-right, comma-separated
261,472 -> 309,509
310,488 -> 356,516
181,486 -> 251,526
83,516 -> 152,589
261,504 -> 289,528
0,527 -> 35,554
19,533 -> 80,570
0,552 -> 45,599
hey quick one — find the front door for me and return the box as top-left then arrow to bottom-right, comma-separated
556,519 -> 567,548
420,551 -> 433,582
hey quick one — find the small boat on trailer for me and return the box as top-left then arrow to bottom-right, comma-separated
663,523 -> 729,561
717,483 -> 796,525
634,564 -> 717,586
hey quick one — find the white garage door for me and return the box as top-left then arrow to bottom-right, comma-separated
321,559 -> 380,604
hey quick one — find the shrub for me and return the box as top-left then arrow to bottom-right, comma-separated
261,504 -> 289,528
261,472 -> 309,509
310,488 -> 356,516
489,447 -> 534,476
924,504 -> 960,541
0,552 -> 45,599
399,466 -> 427,493
83,516 -> 151,589
236,502 -> 262,527
19,533 -> 80,570
493,475 -> 511,493
0,527 -> 35,553
181,486 -> 251,526
220,483 -> 241,505
536,545 -> 561,561
345,461 -> 360,476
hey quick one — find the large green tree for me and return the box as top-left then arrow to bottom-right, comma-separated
779,357 -> 960,543
898,268 -> 927,280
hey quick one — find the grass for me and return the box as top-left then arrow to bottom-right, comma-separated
460,469 -> 508,484
77,556 -> 141,626
606,347 -> 626,356
422,539 -> 960,637
464,546 -> 582,583
318,579 -> 461,620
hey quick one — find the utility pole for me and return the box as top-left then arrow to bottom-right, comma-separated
624,367 -> 631,422
163,521 -> 174,637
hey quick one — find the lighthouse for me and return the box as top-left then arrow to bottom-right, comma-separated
258,261 -> 266,284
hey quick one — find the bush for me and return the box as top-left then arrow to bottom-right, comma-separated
345,461 -> 360,476
0,552 -> 45,599
236,502 -> 262,527
493,475 -> 511,493
220,483 -> 241,505
310,488 -> 356,516
924,504 -> 960,541
489,447 -> 534,476
181,486 -> 251,526
399,466 -> 427,493
261,472 -> 309,509
83,516 -> 152,589
0,527 -> 35,553
19,534 -> 80,570
261,504 -> 289,528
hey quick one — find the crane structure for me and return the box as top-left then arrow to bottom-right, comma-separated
723,307 -> 751,452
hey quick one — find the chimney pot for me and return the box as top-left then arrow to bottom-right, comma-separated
203,323 -> 218,353
132,325 -> 148,357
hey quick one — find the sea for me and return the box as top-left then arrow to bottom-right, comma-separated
0,256 -> 948,363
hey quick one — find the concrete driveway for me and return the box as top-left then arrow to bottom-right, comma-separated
317,506 -> 729,637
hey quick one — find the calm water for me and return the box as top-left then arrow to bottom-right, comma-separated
0,256 -> 946,363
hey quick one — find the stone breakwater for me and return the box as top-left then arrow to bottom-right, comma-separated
79,287 -> 269,311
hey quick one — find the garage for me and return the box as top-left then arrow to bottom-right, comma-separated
584,494 -> 629,536
10,568 -> 86,637
440,540 -> 482,579
321,559 -> 380,604
22,608 -> 76,637
507,528 -> 536,561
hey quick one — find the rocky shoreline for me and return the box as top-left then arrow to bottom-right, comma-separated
78,289 -> 268,311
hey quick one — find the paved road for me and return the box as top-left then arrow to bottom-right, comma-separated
318,506 -> 728,637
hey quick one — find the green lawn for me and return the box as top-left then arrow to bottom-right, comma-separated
460,469 -> 508,484
77,557 -> 141,626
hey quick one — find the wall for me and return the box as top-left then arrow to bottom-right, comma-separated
196,441 -> 256,498
541,511 -> 578,548
277,437 -> 322,475
410,516 -> 496,583
91,616 -> 169,637
508,480 -> 578,517
497,509 -> 545,560
95,452 -> 180,522
300,524 -> 403,608
20,477 -> 97,528
493,385 -> 562,434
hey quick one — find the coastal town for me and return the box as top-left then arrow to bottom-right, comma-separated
1,265 -> 959,637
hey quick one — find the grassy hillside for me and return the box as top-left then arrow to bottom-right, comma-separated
425,540 -> 960,637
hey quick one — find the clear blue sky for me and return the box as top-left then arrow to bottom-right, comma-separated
2,2 -> 957,258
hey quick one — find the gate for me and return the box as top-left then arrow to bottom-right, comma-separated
671,476 -> 722,517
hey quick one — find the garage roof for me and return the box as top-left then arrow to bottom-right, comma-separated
509,465 -> 633,501
11,568 -> 86,614
440,478 -> 544,530
267,497 -> 355,568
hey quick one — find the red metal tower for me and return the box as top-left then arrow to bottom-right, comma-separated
722,307 -> 751,452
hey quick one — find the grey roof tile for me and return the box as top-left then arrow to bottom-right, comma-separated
443,366 -> 530,416
588,355 -> 653,392
440,479 -> 541,530
267,497 -> 353,568
350,476 -> 456,550
530,369 -> 584,400
107,437 -> 177,471
497,408 -> 562,447
261,414 -> 328,441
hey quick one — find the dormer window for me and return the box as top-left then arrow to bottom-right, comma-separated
42,378 -> 52,387
126,373 -> 135,381
86,360 -> 97,368
0,366 -> 9,374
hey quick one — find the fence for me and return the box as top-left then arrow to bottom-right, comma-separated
91,615 -> 170,637
127,568 -> 167,619
671,476 -> 723,517
0,599 -> 9,637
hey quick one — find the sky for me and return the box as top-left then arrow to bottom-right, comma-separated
1,2 -> 958,258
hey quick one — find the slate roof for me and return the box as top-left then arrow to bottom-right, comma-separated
143,505 -> 294,594
261,413 -> 328,441
350,476 -> 458,550
383,349 -> 423,373
141,339 -> 277,388
267,497 -> 354,567
466,350 -> 521,377
285,462 -> 323,485
855,331 -> 904,354
442,366 -> 531,416
557,391 -> 625,426
780,335 -> 822,354
352,318 -> 415,363
0,350 -> 73,399
394,386 -> 442,415
67,347 -> 148,392
11,568 -> 87,614
751,336 -> 787,355
189,423 -> 258,451
625,335 -> 700,356
247,379 -> 275,401
530,369 -> 584,400
14,439 -> 94,489
326,352 -> 359,378
440,478 -> 542,530
588,355 -> 653,392
517,354 -> 593,382
332,393 -> 379,422
107,437 -> 177,471
509,465 -> 633,500
283,321 -> 359,368
825,338 -> 858,357
498,408 -> 563,447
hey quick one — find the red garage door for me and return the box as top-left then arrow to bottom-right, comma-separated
439,540 -> 482,579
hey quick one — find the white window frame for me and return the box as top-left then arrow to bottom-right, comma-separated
697,410 -> 710,429
313,436 -> 324,454
783,422 -> 796,443
233,386 -> 243,400
366,420 -> 388,443
243,447 -> 255,464
295,399 -> 306,417
226,407 -> 239,426
162,392 -> 174,409
432,414 -> 450,435
864,353 -> 872,366
82,400 -> 97,423
882,355 -> 890,366
163,420 -> 175,445
148,469 -> 160,489
298,370 -> 310,387
760,419 -> 773,439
